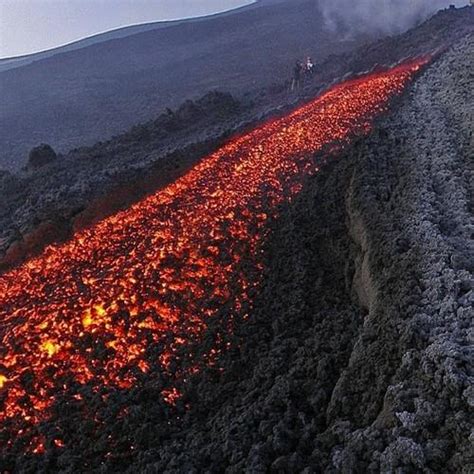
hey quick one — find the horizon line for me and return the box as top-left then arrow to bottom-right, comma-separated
0,0 -> 258,62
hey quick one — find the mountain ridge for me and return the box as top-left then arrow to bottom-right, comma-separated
0,1 -> 261,71
0,0 -> 365,170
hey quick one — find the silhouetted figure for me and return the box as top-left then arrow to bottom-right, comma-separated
291,61 -> 303,91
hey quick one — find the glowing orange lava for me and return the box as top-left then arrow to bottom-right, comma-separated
0,59 -> 428,453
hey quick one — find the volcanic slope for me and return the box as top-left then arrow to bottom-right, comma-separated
1,6 -> 472,272
137,36 -> 473,473
0,61 -> 427,471
2,3 -> 472,172
0,0 -> 363,170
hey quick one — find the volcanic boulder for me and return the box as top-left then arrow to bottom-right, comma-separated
27,144 -> 58,170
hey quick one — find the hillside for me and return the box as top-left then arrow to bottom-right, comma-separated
0,1 -> 258,73
151,35 -> 472,473
0,5 -> 472,272
0,0 -> 366,170
1,30 -> 472,474
0,5 -> 472,473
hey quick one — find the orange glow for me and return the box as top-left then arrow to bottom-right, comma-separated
162,387 -> 182,404
0,59 -> 428,452
53,439 -> 65,448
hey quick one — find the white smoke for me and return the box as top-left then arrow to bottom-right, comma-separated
320,0 -> 468,36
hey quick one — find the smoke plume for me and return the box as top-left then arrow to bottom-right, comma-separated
320,0 -> 468,35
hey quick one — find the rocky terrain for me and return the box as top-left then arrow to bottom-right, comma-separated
0,6 -> 472,273
119,34 -> 471,474
4,26 -> 472,474
0,5 -> 472,473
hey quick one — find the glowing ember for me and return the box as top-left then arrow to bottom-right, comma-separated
41,340 -> 60,357
0,59 -> 428,453
53,439 -> 65,448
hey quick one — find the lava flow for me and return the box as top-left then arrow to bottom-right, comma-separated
0,59 -> 427,453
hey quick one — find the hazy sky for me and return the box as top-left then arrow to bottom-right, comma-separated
0,0 -> 255,58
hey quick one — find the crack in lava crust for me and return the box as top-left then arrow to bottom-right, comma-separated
0,59 -> 428,454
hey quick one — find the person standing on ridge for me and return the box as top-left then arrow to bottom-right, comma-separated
305,56 -> 315,76
291,60 -> 303,91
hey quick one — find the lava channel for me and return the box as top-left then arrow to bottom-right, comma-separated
0,58 -> 428,454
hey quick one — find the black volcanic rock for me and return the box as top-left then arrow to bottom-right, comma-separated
27,143 -> 58,169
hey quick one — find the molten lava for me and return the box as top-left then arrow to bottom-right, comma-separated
0,59 -> 427,453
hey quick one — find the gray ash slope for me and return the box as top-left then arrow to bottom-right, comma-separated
134,36 -> 473,473
8,33 -> 472,474
0,0 -> 365,170
2,0 -> 471,172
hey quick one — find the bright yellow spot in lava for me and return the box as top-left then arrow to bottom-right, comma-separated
94,304 -> 107,318
0,58 -> 429,453
82,310 -> 93,328
41,340 -> 60,357
82,304 -> 108,328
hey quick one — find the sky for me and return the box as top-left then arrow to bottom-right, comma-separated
0,0 -> 255,58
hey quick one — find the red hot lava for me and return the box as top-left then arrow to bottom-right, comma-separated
0,59 -> 427,453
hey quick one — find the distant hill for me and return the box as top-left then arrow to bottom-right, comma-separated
0,1 -> 260,73
0,0 -> 367,170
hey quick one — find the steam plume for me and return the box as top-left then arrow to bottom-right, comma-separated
320,0 -> 468,35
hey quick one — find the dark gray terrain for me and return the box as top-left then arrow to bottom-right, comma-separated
5,32 -> 472,474
182,35 -> 472,473
0,0 -> 366,170
136,34 -> 473,474
0,5 -> 472,473
0,6 -> 472,272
